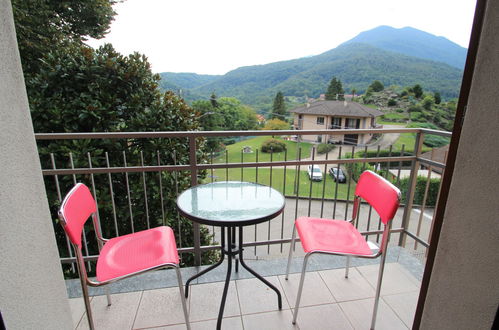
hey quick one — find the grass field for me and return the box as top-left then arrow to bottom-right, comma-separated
204,167 -> 357,200
212,136 -> 313,164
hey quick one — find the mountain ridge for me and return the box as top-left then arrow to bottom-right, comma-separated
158,26 -> 466,111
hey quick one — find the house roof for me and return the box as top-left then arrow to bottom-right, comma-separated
289,100 -> 383,118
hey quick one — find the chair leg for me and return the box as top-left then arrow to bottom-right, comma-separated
285,224 -> 297,280
370,252 -> 388,330
175,267 -> 191,330
105,286 -> 112,306
292,253 -> 311,325
80,278 -> 95,330
345,256 -> 351,278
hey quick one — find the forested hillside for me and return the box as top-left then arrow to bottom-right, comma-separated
158,26 -> 465,113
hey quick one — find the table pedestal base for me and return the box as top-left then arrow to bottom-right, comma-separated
185,226 -> 282,330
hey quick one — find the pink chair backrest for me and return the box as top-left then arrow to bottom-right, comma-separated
59,183 -> 96,247
355,171 -> 401,224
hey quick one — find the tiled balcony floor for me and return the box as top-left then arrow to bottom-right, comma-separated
69,260 -> 421,330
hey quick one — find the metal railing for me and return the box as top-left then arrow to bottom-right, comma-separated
35,128 -> 450,270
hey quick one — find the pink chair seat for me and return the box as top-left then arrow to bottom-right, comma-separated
96,226 -> 179,282
296,217 -> 373,256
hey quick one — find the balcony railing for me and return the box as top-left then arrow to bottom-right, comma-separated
35,128 -> 450,272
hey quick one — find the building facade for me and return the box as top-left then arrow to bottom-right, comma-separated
290,100 -> 383,145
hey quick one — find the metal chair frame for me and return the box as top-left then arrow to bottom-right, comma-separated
285,171 -> 400,329
59,184 -> 190,330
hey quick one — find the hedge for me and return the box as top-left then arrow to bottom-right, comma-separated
398,176 -> 441,206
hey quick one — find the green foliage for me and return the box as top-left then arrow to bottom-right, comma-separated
263,119 -> 290,130
413,84 -> 424,98
407,123 -> 450,147
317,143 -> 335,154
271,91 -> 286,119
434,92 -> 442,104
387,98 -> 397,106
14,2 -> 218,271
369,80 -> 384,92
325,77 -> 344,100
381,112 -> 408,122
261,139 -> 287,153
422,95 -> 434,110
12,0 -> 117,77
398,177 -> 441,206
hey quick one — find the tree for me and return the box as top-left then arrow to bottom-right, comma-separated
422,95 -> 434,110
271,91 -> 286,119
434,92 -> 442,104
369,80 -> 384,92
413,84 -> 424,98
263,119 -> 290,130
325,77 -> 344,100
13,1 -> 218,271
12,0 -> 117,77
210,91 -> 219,108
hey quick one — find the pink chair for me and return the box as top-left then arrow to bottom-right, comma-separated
285,170 -> 401,329
59,183 -> 190,330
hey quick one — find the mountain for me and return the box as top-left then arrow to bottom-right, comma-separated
158,26 -> 465,111
158,72 -> 220,90
342,25 -> 467,69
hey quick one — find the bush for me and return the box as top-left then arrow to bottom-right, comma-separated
261,138 -> 286,153
397,176 -> 441,206
387,99 -> 397,106
395,108 -> 404,113
317,143 -> 335,154
423,135 -> 450,148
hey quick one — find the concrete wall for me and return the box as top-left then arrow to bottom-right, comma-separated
420,1 -> 499,329
0,1 -> 73,328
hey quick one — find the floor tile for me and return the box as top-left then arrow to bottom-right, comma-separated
339,298 -> 408,330
69,297 -> 87,329
382,291 -> 419,328
188,281 -> 240,322
319,268 -> 375,302
278,272 -> 335,308
236,276 -> 289,314
133,287 -> 188,329
242,310 -> 298,330
147,316 -> 242,330
76,291 -> 142,330
293,303 -> 353,330
356,263 -> 420,296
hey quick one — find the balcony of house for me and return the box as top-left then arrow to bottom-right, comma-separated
35,128 -> 448,329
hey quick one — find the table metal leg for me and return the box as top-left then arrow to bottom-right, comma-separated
185,226 -> 226,298
217,227 -> 233,330
237,227 -> 282,309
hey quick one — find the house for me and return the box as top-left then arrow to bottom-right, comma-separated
289,100 -> 383,145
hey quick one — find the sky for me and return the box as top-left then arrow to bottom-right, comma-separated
87,0 -> 477,75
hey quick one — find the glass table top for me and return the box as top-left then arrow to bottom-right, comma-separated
176,181 -> 285,226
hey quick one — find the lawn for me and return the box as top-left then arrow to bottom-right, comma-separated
204,167 -> 356,200
213,136 -> 314,164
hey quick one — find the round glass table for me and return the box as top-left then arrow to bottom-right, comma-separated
177,181 -> 285,330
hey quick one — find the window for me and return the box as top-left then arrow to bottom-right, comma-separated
331,117 -> 341,129
346,118 -> 359,128
316,117 -> 325,125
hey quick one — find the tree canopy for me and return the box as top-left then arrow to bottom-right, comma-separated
271,91 -> 286,119
325,77 -> 344,100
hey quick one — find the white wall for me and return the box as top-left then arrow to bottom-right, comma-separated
0,1 -> 73,328
420,1 -> 499,329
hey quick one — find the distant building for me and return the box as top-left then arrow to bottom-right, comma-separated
256,114 -> 266,125
289,100 -> 383,145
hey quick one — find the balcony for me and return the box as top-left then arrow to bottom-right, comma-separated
36,128 -> 444,329
68,251 -> 422,329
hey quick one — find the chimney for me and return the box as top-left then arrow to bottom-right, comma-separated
306,103 -> 310,108
343,100 -> 347,107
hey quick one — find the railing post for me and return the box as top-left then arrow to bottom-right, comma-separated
398,130 -> 424,247
189,136 -> 202,266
